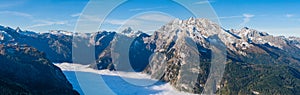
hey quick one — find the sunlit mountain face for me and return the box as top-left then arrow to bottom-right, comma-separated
0,0 -> 300,95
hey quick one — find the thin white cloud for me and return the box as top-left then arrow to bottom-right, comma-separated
70,13 -> 174,32
107,14 -> 174,33
136,14 -> 175,22
71,13 -> 82,17
104,14 -> 174,26
0,11 -> 32,18
104,19 -> 142,26
0,3 -> 17,8
257,28 -> 300,37
218,15 -> 243,19
0,11 -> 72,31
27,20 -> 68,28
286,14 -> 294,18
73,14 -> 102,22
129,6 -> 166,11
240,13 -> 255,26
194,0 -> 215,4
0,1 -> 27,8
105,19 -> 126,25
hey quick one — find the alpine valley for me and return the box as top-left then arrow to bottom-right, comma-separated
1,18 -> 300,95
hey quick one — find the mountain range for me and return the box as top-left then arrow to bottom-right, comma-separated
0,18 -> 300,94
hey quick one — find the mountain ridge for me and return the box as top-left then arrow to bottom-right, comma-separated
1,18 -> 300,94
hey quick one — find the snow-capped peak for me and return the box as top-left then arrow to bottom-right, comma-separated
160,18 -> 225,38
150,18 -> 233,53
120,27 -> 143,37
121,27 -> 133,34
233,27 -> 269,39
230,27 -> 287,49
49,30 -> 73,36
156,17 -> 241,47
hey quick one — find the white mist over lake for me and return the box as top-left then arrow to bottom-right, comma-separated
55,63 -> 196,95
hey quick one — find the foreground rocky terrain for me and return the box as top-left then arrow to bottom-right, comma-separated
0,45 -> 78,95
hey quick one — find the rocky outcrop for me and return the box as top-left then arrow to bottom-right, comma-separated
0,44 -> 78,95
90,32 -> 153,72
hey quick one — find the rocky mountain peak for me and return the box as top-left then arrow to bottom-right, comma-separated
235,27 -> 269,38
154,18 -> 243,53
121,27 -> 133,34
15,27 -> 21,33
158,18 -> 224,39
229,27 -> 288,49
170,17 -> 213,25
49,30 -> 73,36
120,27 -> 143,37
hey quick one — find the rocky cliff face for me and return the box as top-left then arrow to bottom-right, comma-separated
141,18 -> 300,94
0,44 -> 78,95
90,31 -> 153,72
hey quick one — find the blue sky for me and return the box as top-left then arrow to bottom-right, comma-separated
0,0 -> 299,37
